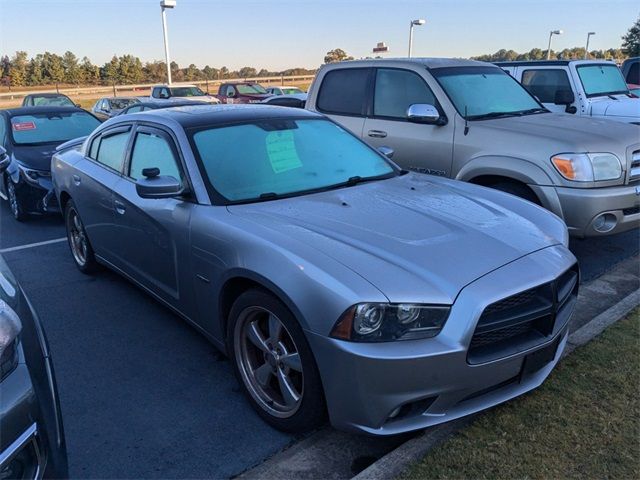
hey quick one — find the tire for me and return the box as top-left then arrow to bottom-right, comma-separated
64,199 -> 99,274
227,288 -> 326,433
6,179 -> 28,222
490,181 -> 540,205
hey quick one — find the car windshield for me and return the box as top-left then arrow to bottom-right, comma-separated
32,95 -> 75,107
10,111 -> 100,146
282,87 -> 303,94
432,66 -> 544,119
191,118 -> 397,203
237,84 -> 268,95
170,86 -> 205,97
109,98 -> 139,109
576,64 -> 629,97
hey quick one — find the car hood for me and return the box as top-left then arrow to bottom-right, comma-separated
12,143 -> 59,171
589,95 -> 640,119
228,174 -> 565,304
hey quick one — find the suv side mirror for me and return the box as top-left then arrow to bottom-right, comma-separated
407,104 -> 444,125
135,175 -> 183,199
0,146 -> 9,174
554,89 -> 574,105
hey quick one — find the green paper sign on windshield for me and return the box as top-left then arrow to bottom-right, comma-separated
266,130 -> 303,173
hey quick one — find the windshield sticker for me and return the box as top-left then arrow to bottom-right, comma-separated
266,130 -> 302,173
12,121 -> 36,131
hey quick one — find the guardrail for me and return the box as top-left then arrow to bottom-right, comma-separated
0,74 -> 317,100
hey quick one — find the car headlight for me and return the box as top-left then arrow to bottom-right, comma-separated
331,303 -> 450,342
17,163 -> 50,185
1,300 -> 22,381
551,153 -> 622,182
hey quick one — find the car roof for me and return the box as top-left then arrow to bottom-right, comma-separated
322,57 -> 492,69
1,105 -> 86,117
131,100 -> 207,109
125,104 -> 321,128
496,59 -> 616,67
23,92 -> 71,98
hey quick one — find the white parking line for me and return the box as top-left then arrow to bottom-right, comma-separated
0,237 -> 67,254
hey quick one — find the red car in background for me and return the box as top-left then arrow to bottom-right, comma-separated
215,82 -> 273,104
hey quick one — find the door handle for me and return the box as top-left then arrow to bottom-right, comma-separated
114,200 -> 126,215
367,130 -> 387,138
72,174 -> 81,185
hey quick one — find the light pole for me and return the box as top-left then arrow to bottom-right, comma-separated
584,32 -> 595,59
546,29 -> 563,60
160,0 -> 176,85
408,19 -> 426,58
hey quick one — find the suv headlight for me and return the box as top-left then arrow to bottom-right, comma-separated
551,153 -> 622,182
17,163 -> 51,185
1,300 -> 22,381
331,303 -> 450,342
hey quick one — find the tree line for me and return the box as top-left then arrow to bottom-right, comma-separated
473,47 -> 628,63
0,51 -> 317,89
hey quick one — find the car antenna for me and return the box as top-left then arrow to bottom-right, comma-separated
464,106 -> 470,135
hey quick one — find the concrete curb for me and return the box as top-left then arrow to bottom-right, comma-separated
352,288 -> 640,480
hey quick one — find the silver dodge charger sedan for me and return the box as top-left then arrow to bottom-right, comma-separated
52,105 -> 578,435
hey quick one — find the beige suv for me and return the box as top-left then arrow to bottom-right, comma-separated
306,58 -> 640,237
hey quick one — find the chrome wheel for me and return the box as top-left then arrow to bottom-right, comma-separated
7,181 -> 19,219
67,207 -> 88,267
235,306 -> 304,418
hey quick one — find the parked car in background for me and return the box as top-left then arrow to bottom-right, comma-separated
215,82 -> 272,104
22,93 -> 79,108
118,98 -> 210,115
0,255 -> 68,478
266,86 -> 305,96
150,84 -> 220,104
628,84 -> 640,96
621,57 -> 639,86
91,97 -> 140,120
497,60 -> 640,124
0,106 -> 101,221
306,58 -> 640,237
261,93 -> 307,108
52,105 -> 577,435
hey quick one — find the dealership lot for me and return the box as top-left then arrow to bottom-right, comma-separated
0,198 -> 638,478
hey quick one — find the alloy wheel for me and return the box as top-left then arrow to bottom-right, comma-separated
67,207 -> 88,267
7,181 -> 19,219
235,306 -> 304,418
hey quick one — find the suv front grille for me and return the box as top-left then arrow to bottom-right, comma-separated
629,149 -> 640,184
467,265 -> 578,364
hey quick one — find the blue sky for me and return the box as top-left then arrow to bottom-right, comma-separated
0,0 -> 637,70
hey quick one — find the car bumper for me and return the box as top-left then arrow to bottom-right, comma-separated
555,184 -> 640,237
14,177 -> 60,215
308,245 -> 577,435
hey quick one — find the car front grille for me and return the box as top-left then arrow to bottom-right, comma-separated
629,150 -> 640,184
467,265 -> 579,364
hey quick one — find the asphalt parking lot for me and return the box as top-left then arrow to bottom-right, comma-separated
0,201 -> 638,478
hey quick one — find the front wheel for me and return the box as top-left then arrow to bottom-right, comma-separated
227,289 -> 326,433
490,181 -> 540,205
6,180 -> 27,221
64,200 -> 99,274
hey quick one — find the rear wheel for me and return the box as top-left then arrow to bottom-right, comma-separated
64,200 -> 99,274
490,181 -> 540,205
227,289 -> 326,433
6,180 -> 27,221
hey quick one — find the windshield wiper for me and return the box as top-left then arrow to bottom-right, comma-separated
467,111 -> 520,120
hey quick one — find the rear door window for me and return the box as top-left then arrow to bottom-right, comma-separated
317,68 -> 370,116
521,69 -> 572,103
95,129 -> 131,172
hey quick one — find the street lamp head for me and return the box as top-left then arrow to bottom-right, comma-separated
412,19 -> 426,26
551,29 -> 563,35
160,0 -> 176,8
588,31 -> 596,35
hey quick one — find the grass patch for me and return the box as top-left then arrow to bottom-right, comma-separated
403,308 -> 640,480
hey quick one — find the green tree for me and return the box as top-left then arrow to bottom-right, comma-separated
42,52 -> 65,84
324,48 -> 353,64
102,55 -> 120,84
238,66 -> 257,78
80,56 -> 100,84
622,16 -> 640,57
8,51 -> 28,87
118,55 -> 144,84
62,51 -> 81,84
184,63 -> 201,81
27,55 -> 44,85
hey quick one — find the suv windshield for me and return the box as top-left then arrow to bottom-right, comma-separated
432,66 -> 545,119
169,86 -> 205,97
237,84 -> 268,95
191,118 -> 396,203
282,87 -> 303,94
576,64 -> 629,97
32,95 -> 75,107
10,111 -> 100,146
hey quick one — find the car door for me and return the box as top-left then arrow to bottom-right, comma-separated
362,67 -> 455,177
314,67 -> 371,137
72,125 -> 132,264
519,67 -> 576,114
110,124 -> 195,311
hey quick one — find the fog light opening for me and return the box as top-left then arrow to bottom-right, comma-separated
385,396 -> 437,423
592,213 -> 617,233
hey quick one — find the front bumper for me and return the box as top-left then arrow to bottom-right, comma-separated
12,177 -> 60,215
308,245 -> 577,435
555,183 -> 640,237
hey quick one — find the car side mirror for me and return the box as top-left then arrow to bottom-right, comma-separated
378,146 -> 394,159
75,103 -> 82,108
0,146 -> 9,174
135,174 -> 183,199
554,89 -> 574,106
407,104 -> 445,125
